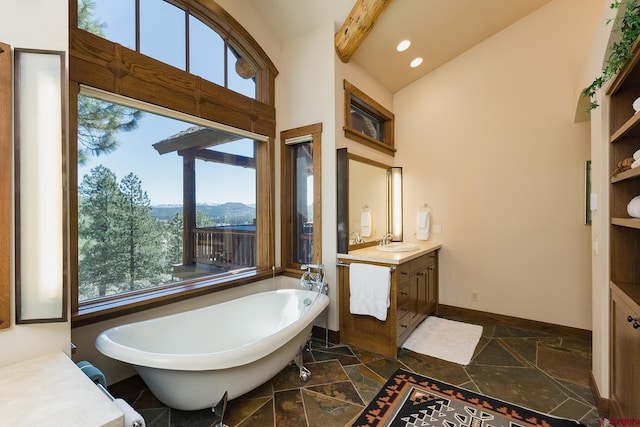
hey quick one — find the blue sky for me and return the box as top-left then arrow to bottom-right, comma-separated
78,0 -> 257,206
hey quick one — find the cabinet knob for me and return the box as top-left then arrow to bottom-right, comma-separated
400,271 -> 408,276
401,291 -> 408,296
416,272 -> 425,277
400,324 -> 408,329
627,315 -> 640,329
628,315 -> 635,323
634,321 -> 640,329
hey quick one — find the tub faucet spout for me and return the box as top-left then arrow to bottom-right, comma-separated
300,264 -> 327,294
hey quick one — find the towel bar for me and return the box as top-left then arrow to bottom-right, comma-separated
336,262 -> 395,272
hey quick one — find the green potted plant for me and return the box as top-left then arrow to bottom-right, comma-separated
584,0 -> 640,111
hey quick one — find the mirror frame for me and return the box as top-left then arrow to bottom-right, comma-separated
337,148 -> 397,253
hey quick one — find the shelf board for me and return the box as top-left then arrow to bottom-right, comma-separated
611,166 -> 640,183
612,217 -> 640,229
610,111 -> 640,144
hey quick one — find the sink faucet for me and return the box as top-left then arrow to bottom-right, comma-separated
351,232 -> 364,244
380,233 -> 394,246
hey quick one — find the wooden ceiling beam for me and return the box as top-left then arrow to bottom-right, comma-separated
334,0 -> 393,63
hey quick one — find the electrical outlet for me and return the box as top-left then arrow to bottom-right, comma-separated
471,291 -> 479,302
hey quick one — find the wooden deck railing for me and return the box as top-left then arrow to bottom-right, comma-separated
192,226 -> 256,269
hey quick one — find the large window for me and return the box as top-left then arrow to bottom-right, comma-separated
77,93 -> 259,303
70,0 -> 277,324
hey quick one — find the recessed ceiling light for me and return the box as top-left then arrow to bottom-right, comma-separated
410,57 -> 423,68
396,40 -> 411,52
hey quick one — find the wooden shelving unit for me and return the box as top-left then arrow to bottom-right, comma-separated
606,39 -> 640,419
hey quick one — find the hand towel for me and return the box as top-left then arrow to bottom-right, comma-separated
349,263 -> 391,321
634,149 -> 640,161
360,211 -> 371,237
416,208 -> 430,241
633,158 -> 640,169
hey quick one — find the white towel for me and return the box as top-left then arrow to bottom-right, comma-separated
628,195 -> 640,218
113,398 -> 146,427
634,149 -> 640,161
360,211 -> 371,237
416,208 -> 430,241
349,263 -> 391,321
633,158 -> 640,169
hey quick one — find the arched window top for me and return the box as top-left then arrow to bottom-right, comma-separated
76,0 -> 277,101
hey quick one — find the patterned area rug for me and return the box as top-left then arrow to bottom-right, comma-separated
352,369 -> 586,427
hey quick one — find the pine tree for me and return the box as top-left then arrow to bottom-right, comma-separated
78,165 -> 124,298
117,173 -> 163,291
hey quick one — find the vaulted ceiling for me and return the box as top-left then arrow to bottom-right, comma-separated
249,0 -> 551,92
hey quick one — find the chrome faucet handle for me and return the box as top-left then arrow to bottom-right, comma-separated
380,233 -> 394,246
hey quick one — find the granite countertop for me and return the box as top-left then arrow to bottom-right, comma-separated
337,241 -> 441,265
0,351 -> 123,427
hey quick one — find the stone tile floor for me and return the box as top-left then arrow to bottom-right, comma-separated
108,315 -> 599,427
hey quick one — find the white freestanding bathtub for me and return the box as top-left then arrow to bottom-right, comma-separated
95,289 -> 329,410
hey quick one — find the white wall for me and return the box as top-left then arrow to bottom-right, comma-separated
394,0 -> 603,330
581,0 -> 619,401
277,23 -> 340,329
0,0 -> 70,368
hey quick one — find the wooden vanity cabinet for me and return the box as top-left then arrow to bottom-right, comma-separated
338,250 -> 439,358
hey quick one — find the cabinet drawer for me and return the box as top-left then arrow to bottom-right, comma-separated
397,311 -> 411,338
396,263 -> 411,284
427,251 -> 436,265
411,254 -> 428,271
398,280 -> 410,305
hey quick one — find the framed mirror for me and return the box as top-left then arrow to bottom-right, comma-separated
337,148 -> 401,253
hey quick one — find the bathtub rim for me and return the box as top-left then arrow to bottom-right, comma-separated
95,289 -> 329,371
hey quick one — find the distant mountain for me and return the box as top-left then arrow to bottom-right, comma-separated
150,202 -> 255,222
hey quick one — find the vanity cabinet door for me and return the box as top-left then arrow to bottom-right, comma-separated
610,284 -> 640,419
425,252 -> 438,316
414,268 -> 428,321
410,255 -> 430,327
397,263 -> 412,342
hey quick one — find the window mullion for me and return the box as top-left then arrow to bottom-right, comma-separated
185,8 -> 190,73
135,0 -> 140,52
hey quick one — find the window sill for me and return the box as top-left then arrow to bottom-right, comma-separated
71,268 -> 277,328
343,127 -> 396,156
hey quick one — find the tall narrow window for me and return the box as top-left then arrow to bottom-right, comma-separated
292,142 -> 313,264
281,124 -> 322,273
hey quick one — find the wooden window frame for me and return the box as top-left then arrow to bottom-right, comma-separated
281,123 -> 322,277
343,80 -> 395,156
0,43 -> 11,330
69,0 -> 278,326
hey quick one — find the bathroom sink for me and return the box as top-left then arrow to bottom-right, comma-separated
375,242 -> 419,252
